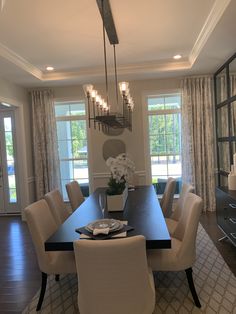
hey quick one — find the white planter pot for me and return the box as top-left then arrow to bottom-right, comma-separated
106,187 -> 128,212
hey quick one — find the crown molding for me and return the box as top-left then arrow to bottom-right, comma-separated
0,41 -> 191,81
189,0 -> 231,66
0,0 -> 231,83
116,60 -> 191,74
0,42 -> 42,79
41,59 -> 191,82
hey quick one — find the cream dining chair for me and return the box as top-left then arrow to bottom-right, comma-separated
148,192 -> 203,308
24,199 -> 76,311
66,180 -> 85,211
165,183 -> 194,235
160,177 -> 176,217
73,235 -> 155,314
44,189 -> 70,227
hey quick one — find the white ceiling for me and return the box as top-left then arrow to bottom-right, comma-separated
0,0 -> 235,87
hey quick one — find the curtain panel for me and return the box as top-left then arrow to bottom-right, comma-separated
181,77 -> 216,212
31,89 -> 60,200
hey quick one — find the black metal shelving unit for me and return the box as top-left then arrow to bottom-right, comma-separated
214,52 -> 236,246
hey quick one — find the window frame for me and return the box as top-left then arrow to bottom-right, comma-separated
54,99 -> 92,199
142,90 -> 182,188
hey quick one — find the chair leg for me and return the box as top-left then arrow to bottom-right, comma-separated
55,274 -> 60,281
36,272 -> 48,311
185,268 -> 201,308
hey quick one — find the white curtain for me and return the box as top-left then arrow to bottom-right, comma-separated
181,77 -> 216,212
31,89 -> 60,200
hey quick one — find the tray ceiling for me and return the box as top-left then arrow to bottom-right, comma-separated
0,0 -> 235,86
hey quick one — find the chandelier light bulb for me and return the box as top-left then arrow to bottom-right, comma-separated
130,102 -> 134,111
91,89 -> 97,99
96,95 -> 101,105
103,102 -> 108,110
83,84 -> 93,95
119,81 -> 129,93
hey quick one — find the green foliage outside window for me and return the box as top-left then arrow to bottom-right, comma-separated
149,113 -> 181,156
5,133 -> 14,158
71,120 -> 87,158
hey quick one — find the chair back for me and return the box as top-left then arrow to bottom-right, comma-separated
44,189 -> 70,226
171,183 -> 194,221
73,235 -> 155,314
24,199 -> 58,273
160,177 -> 176,217
173,192 -> 203,266
66,181 -> 85,211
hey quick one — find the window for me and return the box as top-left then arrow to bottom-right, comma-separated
4,116 -> 17,203
55,101 -> 89,200
147,94 -> 182,194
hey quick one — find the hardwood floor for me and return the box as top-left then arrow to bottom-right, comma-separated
0,212 -> 235,313
0,216 -> 40,314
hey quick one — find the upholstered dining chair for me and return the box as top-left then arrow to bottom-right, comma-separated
73,235 -> 155,314
44,189 -> 70,227
160,177 -> 176,217
66,180 -> 85,211
24,199 -> 76,311
165,183 -> 194,235
148,192 -> 203,308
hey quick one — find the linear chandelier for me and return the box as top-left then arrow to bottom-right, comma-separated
83,0 -> 134,131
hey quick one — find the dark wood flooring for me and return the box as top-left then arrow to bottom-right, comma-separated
0,216 -> 40,314
0,212 -> 235,313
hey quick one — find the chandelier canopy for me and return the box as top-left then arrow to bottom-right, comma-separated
83,0 -> 134,131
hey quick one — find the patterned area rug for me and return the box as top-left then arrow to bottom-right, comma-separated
23,224 -> 236,314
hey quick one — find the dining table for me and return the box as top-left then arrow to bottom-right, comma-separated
45,185 -> 171,251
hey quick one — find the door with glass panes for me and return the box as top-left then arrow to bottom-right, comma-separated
0,110 -> 20,213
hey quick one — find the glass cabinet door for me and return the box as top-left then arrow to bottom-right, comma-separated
230,101 -> 236,137
217,106 -> 229,138
218,142 -> 230,173
215,53 -> 236,188
229,58 -> 236,97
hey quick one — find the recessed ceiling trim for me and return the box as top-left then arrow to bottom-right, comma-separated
0,0 -> 231,84
0,42 -> 43,80
0,39 -> 191,82
189,0 -> 231,66
42,60 -> 191,81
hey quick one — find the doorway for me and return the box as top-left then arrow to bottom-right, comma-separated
0,106 -> 20,213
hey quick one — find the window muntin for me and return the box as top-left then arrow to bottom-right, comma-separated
147,94 -> 182,194
55,102 -> 86,116
148,95 -> 181,111
55,101 -> 89,200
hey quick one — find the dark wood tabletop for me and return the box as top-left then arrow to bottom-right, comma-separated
45,185 -> 171,251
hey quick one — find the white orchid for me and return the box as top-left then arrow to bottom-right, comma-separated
106,154 -> 135,195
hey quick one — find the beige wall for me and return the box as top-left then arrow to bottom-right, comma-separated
52,77 -> 181,190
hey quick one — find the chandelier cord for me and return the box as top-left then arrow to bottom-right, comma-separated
113,44 -> 119,111
102,0 -> 109,106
